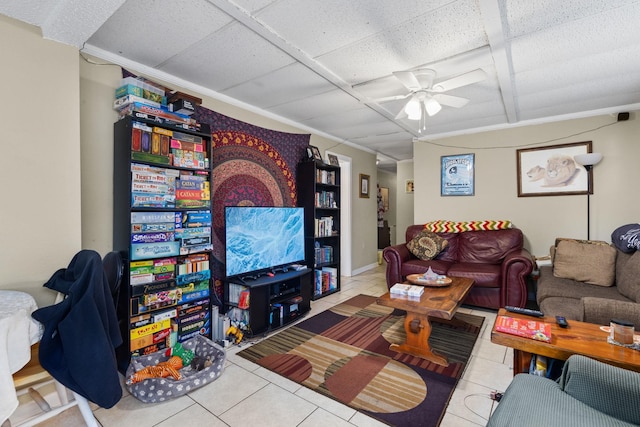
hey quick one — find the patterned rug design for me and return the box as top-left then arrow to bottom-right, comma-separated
238,295 -> 484,427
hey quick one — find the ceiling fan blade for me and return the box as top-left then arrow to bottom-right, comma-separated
433,94 -> 470,108
374,94 -> 411,103
394,104 -> 408,120
392,71 -> 421,91
432,68 -> 487,92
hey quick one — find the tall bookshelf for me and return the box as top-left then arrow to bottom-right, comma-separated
297,160 -> 341,299
112,116 -> 213,372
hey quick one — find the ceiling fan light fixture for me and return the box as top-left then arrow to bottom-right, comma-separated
425,97 -> 442,116
404,97 -> 421,120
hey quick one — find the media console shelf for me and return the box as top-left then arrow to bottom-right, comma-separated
223,268 -> 312,335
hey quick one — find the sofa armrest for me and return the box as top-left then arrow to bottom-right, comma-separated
559,355 -> 640,425
500,248 -> 535,308
382,243 -> 413,289
581,297 -> 640,326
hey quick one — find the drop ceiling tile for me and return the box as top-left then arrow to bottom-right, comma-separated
317,0 -> 487,84
504,0 -> 638,39
159,22 -> 296,91
509,4 -> 640,73
222,63 -> 336,109
254,0 -> 452,57
88,0 -> 232,67
268,89 -> 363,121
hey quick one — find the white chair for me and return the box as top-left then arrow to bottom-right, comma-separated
10,338 -> 98,427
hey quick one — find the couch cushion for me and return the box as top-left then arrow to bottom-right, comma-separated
553,239 -> 617,286
447,263 -> 500,288
611,223 -> 640,253
538,266 -> 628,302
406,229 -> 448,260
616,250 -> 640,302
457,229 -> 523,264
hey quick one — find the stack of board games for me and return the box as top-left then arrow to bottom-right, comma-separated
128,250 -> 214,356
130,122 -> 210,170
114,78 -> 201,132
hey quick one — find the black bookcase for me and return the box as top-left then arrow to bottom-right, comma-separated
113,116 -> 213,371
296,160 -> 341,299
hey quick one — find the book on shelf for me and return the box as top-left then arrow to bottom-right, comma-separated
495,315 -> 552,342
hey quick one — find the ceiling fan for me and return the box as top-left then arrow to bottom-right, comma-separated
375,68 -> 487,132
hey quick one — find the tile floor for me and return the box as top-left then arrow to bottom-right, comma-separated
11,265 -> 515,427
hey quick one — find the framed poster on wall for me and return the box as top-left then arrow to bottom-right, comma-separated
441,153 -> 475,196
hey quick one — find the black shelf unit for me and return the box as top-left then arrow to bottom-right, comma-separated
113,116 -> 213,372
223,268 -> 312,335
296,160 -> 341,299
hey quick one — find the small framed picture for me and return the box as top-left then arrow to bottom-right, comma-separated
359,174 -> 370,198
305,145 -> 323,162
405,180 -> 414,193
327,154 -> 339,166
441,153 -> 475,196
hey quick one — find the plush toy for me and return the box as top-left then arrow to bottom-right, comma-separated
126,356 -> 183,384
165,342 -> 195,365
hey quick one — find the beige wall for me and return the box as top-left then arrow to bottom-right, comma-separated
413,115 -> 640,257
77,56 -> 379,274
395,160 -> 415,243
0,16 -> 82,307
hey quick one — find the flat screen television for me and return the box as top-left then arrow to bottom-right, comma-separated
225,206 -> 306,279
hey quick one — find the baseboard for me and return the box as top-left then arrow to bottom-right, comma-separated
350,262 -> 379,276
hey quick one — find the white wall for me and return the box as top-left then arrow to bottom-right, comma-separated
0,16 -> 82,307
413,114 -> 640,256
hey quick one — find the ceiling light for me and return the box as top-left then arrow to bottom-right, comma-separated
425,97 -> 442,116
404,97 -> 421,120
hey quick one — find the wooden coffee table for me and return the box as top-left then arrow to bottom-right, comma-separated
491,308 -> 640,375
376,276 -> 474,366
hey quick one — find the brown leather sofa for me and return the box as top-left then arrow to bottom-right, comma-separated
382,224 -> 534,309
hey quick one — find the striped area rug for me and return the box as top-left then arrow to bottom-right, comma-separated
238,294 -> 484,426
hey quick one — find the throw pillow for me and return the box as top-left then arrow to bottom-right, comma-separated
611,223 -> 640,253
553,239 -> 617,286
407,230 -> 448,260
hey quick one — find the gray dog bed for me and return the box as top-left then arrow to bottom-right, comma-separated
126,335 -> 226,403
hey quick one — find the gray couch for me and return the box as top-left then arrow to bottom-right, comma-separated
536,242 -> 640,325
487,355 -> 640,427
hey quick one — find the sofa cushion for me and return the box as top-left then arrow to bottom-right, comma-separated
457,229 -> 523,264
537,266 -> 628,304
406,229 -> 448,260
616,250 -> 640,302
553,239 -> 617,286
611,223 -> 640,253
447,263 -> 501,288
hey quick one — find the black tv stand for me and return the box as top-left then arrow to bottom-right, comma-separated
223,268 -> 312,335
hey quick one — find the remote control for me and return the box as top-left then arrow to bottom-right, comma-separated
504,306 -> 545,317
556,316 -> 568,328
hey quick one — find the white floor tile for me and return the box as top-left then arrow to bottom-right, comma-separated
93,394 -> 195,427
154,403 -> 227,427
298,408 -> 355,427
445,379 -> 495,425
187,364 -> 268,415
219,383 -> 316,427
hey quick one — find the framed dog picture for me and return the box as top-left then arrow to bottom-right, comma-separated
516,141 -> 592,197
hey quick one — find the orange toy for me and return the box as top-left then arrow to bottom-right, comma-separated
127,356 -> 184,384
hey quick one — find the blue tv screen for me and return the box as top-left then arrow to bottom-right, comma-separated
225,206 -> 306,278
